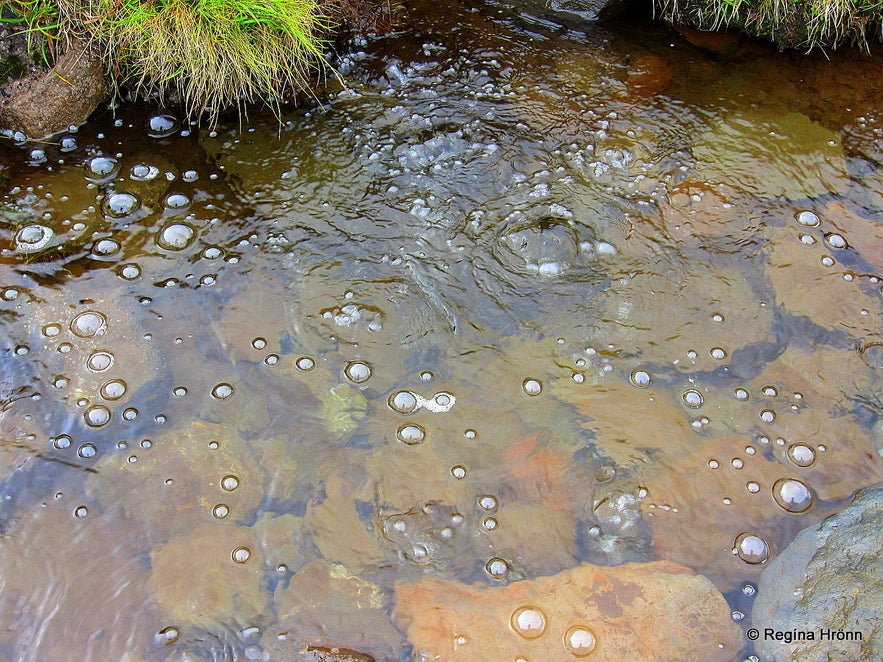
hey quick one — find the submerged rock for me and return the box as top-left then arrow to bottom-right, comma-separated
394,561 -> 742,661
752,483 -> 883,662
266,560 -> 404,659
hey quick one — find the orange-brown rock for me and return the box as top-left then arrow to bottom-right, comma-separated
393,561 -> 742,661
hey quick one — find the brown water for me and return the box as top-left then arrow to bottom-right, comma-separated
0,1 -> 882,660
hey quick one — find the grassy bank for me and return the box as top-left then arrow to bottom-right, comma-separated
2,0 -> 342,120
655,0 -> 883,51
1,0 -> 880,124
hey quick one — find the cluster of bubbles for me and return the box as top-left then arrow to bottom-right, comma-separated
509,606 -> 597,657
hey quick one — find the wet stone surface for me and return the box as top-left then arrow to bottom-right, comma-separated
0,0 -> 882,660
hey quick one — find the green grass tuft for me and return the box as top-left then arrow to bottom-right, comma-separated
5,0 -> 342,122
1,0 -> 61,65
656,0 -> 883,51
64,0 -> 339,120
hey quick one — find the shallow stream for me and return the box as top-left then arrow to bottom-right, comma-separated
1,1 -> 882,660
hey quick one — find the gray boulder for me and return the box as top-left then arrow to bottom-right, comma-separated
549,0 -> 636,21
752,484 -> 883,662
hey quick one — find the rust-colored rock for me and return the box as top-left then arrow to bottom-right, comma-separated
0,38 -> 109,139
393,561 -> 743,661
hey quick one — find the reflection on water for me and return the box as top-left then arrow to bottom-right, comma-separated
1,0 -> 882,660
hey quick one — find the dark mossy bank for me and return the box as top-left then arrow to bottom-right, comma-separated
0,0 -> 881,138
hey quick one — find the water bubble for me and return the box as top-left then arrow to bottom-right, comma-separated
84,405 -> 111,427
742,583 -> 757,597
564,626 -> 597,657
163,193 -> 190,210
92,238 -> 121,258
345,361 -> 373,383
787,444 -> 816,467
58,342 -> 73,354
710,347 -> 727,360
14,344 -> 29,356
212,504 -> 230,519
77,443 -> 97,459
118,263 -> 141,280
510,607 -> 547,639
53,434 -> 72,449
264,354 -> 279,366
795,211 -> 820,227
146,114 -> 180,138
389,390 -> 418,414
477,495 -> 498,511
396,424 -> 425,445
712,312 -> 725,322
746,481 -> 760,493
83,155 -> 121,182
156,626 -> 179,645
824,233 -> 847,249
15,224 -> 54,253
1,289 -> 19,301
100,379 -> 127,400
486,557 -> 509,578
629,369 -> 652,388
734,533 -> 770,564
211,383 -> 234,399
482,517 -> 497,530
761,385 -> 778,397
251,337 -> 266,350
759,409 -> 776,423
71,311 -> 107,337
130,163 -> 160,181
772,478 -> 814,513
157,222 -> 196,250
221,475 -> 240,491
203,246 -> 223,259
419,371 -> 434,381
734,388 -> 749,401
464,429 -> 477,439
53,376 -> 68,388
435,393 -> 452,407
682,389 -> 703,408
87,350 -> 114,372
859,342 -> 883,370
451,465 -> 467,479
101,191 -> 141,219
522,378 -> 543,396
799,234 -> 816,245
59,136 -> 77,152
231,546 -> 251,563
74,505 -> 88,518
572,372 -> 585,384
295,356 -> 315,372
173,386 -> 187,397
123,407 -> 138,421
182,169 -> 198,182
408,544 -> 429,563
